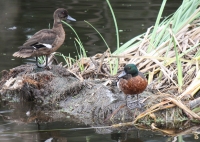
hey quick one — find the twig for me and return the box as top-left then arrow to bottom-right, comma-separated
97,52 -> 106,74
166,97 -> 200,119
66,69 -> 83,82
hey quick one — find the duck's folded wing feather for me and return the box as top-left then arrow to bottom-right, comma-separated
14,30 -> 57,58
21,29 -> 57,49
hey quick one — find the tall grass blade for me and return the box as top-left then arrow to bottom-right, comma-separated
62,20 -> 84,49
172,34 -> 183,92
84,20 -> 110,49
148,0 -> 167,52
75,38 -> 87,57
113,34 -> 144,55
106,0 -> 119,49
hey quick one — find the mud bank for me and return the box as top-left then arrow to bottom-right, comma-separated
0,64 -> 199,129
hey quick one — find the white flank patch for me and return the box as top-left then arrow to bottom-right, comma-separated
32,46 -> 37,49
42,44 -> 52,49
26,111 -> 30,116
44,138 -> 53,142
117,81 -> 121,90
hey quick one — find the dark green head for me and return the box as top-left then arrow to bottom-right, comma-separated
118,64 -> 139,78
124,64 -> 139,76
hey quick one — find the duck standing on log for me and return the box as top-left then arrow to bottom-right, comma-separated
13,8 -> 76,68
117,64 -> 148,108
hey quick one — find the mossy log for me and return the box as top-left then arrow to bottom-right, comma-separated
0,64 -> 200,131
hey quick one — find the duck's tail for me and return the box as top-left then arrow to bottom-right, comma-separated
13,46 -> 33,58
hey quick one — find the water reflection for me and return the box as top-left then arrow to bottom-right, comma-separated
111,132 -> 143,142
0,100 -> 199,141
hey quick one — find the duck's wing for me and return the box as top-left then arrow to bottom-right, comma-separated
20,29 -> 57,49
13,30 -> 57,58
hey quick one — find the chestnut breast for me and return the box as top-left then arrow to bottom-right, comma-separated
119,74 -> 147,95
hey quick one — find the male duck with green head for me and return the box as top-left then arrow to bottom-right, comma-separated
117,64 -> 148,108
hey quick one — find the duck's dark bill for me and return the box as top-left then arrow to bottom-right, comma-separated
66,15 -> 76,21
118,71 -> 126,78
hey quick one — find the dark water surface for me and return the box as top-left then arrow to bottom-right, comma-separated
0,0 -> 199,142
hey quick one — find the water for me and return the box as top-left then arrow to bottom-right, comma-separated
0,108 -> 199,142
1,0 -> 199,142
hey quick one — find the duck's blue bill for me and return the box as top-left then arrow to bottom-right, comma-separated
66,15 -> 76,21
118,70 -> 126,78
